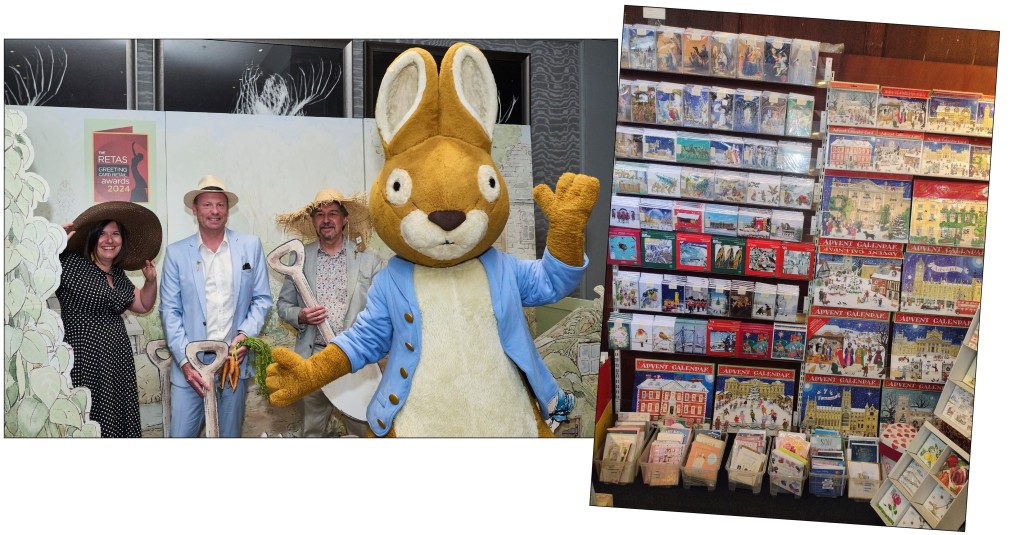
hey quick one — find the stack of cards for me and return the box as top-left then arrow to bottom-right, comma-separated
682,430 -> 727,488
727,429 -> 769,489
808,429 -> 847,497
770,431 -> 810,495
640,422 -> 692,487
848,435 -> 881,499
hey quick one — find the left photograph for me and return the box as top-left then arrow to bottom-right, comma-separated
3,38 -> 618,438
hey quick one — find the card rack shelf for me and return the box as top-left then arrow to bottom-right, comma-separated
822,84 -> 993,183
607,22 -> 832,422
871,421 -> 969,529
936,310 -> 979,441
816,83 -> 985,448
613,156 -> 820,180
598,8 -> 995,530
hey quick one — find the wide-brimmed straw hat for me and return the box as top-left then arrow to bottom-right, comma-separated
183,175 -> 239,209
66,201 -> 163,271
275,189 -> 373,251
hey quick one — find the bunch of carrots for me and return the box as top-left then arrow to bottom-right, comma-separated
218,337 -> 273,396
219,346 -> 242,392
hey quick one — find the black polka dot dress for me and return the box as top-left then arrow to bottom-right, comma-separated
56,253 -> 141,437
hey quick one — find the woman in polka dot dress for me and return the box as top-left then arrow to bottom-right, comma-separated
57,202 -> 162,438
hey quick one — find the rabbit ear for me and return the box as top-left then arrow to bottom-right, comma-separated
439,43 -> 498,151
375,47 -> 439,156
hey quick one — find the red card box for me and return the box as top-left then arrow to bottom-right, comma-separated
707,319 -> 743,357
675,232 -> 712,272
777,241 -> 816,280
744,238 -> 782,277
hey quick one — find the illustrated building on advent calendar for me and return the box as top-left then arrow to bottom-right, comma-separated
636,376 -> 710,423
921,142 -> 971,172
907,257 -> 983,308
891,327 -> 960,362
802,388 -> 879,436
867,266 -> 902,301
932,104 -> 973,129
828,180 -> 909,226
980,105 -> 994,131
893,394 -> 935,429
829,138 -> 872,168
721,377 -> 788,404
911,201 -> 987,244
833,95 -> 874,122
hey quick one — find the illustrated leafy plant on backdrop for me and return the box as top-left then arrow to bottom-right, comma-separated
4,107 -> 99,437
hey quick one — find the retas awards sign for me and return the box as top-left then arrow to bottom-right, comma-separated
92,126 -> 149,202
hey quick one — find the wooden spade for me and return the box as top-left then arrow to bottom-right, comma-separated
184,340 -> 230,438
145,339 -> 172,438
267,239 -> 382,432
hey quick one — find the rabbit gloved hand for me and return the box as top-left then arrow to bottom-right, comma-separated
533,172 -> 601,266
266,344 -> 352,406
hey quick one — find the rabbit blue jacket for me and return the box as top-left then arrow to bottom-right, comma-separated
331,247 -> 587,436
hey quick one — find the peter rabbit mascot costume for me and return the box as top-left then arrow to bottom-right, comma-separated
267,43 -> 600,437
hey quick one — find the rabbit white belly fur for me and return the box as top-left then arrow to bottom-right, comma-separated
393,259 -> 539,437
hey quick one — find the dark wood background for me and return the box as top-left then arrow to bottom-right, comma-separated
624,5 -> 999,93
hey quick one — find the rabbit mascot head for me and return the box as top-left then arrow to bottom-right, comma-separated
372,43 -> 510,267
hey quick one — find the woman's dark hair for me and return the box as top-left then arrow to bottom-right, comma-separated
83,219 -> 129,267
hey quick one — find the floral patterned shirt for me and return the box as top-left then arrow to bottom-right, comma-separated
313,243 -> 348,346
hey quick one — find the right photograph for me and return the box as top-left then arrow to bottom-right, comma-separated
593,5 -> 996,530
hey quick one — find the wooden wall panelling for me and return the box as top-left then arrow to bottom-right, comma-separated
864,23 -> 887,56
838,54 -> 996,93
881,24 -> 998,66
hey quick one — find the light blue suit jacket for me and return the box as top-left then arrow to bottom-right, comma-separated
159,228 -> 273,388
333,247 -> 586,436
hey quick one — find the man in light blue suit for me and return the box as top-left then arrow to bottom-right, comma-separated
159,175 -> 272,437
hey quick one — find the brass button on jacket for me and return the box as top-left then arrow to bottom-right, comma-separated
389,394 -> 400,405
405,341 -> 414,351
377,418 -> 385,428
400,367 -> 409,379
404,312 -> 414,323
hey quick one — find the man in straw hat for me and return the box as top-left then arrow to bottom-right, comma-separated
159,175 -> 272,437
275,188 -> 384,437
